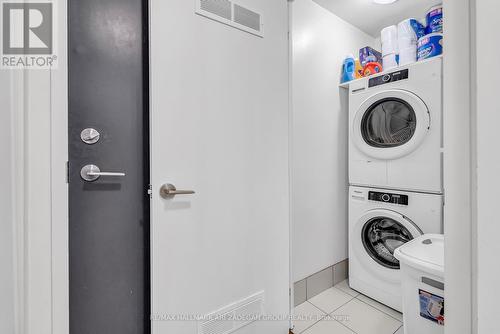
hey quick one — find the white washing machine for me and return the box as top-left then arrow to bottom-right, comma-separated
349,57 -> 442,194
349,185 -> 443,312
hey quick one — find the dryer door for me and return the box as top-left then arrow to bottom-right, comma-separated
355,209 -> 422,271
352,89 -> 430,160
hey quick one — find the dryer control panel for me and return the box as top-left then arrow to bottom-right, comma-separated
368,191 -> 409,206
369,69 -> 409,88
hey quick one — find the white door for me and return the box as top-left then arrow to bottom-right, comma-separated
150,1 -> 290,333
352,90 -> 430,160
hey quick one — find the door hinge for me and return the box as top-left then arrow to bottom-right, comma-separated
147,184 -> 152,198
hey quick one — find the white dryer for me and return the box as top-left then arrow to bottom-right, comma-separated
349,186 -> 443,312
349,57 -> 442,193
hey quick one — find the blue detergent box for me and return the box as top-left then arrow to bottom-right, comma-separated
359,47 -> 382,67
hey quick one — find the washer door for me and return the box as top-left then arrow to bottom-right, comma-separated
354,209 -> 422,274
352,90 -> 430,160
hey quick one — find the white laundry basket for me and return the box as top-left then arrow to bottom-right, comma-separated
394,234 -> 445,334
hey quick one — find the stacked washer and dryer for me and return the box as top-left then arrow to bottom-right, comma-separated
347,57 -> 443,312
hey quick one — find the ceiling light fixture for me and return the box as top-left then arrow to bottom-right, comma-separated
373,0 -> 398,4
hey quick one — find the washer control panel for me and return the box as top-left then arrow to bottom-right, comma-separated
368,191 -> 409,206
369,69 -> 409,88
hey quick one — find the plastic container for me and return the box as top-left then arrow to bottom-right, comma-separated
362,62 -> 382,77
394,234 -> 444,334
354,59 -> 364,79
381,25 -> 398,56
341,55 -> 355,83
426,4 -> 443,33
417,33 -> 443,61
383,53 -> 398,70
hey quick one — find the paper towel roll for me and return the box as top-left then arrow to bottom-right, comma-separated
383,53 -> 398,71
381,25 -> 398,56
398,18 -> 426,42
398,36 -> 416,52
399,46 -> 417,66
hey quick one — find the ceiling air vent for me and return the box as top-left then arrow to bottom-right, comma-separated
199,0 -> 232,21
196,0 -> 264,37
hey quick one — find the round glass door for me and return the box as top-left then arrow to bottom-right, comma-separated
352,89 -> 430,160
361,216 -> 414,269
361,98 -> 416,148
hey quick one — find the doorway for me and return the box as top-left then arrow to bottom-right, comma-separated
68,0 -> 150,333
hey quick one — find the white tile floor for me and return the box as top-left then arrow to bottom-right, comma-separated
293,280 -> 404,334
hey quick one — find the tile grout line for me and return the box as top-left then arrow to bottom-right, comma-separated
330,317 -> 358,334
295,279 -> 352,334
296,301 -> 328,334
305,276 -> 308,301
300,299 -> 358,334
333,285 -> 360,298
305,282 -> 401,334
328,299 -> 400,334
326,298 -> 360,334
393,325 -> 403,334
301,293 -> 355,333
354,295 -> 403,323
306,291 -> 401,334
308,293 -> 356,315
327,291 -> 401,334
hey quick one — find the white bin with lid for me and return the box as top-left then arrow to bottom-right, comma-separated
394,234 -> 444,334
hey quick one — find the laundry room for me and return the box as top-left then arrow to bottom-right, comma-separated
4,0 -> 496,333
291,1 -> 446,333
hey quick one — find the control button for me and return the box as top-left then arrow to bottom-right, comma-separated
382,74 -> 391,82
381,194 -> 391,202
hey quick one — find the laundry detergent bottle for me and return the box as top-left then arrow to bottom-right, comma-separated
341,54 -> 355,83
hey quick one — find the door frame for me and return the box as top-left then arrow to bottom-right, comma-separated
8,0 -> 476,333
7,0 -> 68,332
442,1 -> 475,333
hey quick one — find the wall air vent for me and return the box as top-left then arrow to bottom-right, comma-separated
233,4 -> 261,32
199,0 -> 232,21
198,291 -> 265,334
196,0 -> 264,37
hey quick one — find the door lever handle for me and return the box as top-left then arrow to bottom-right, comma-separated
87,172 -> 126,177
80,164 -> 125,182
160,184 -> 195,199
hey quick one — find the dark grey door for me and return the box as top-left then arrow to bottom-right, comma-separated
68,0 -> 149,333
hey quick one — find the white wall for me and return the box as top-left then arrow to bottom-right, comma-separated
442,0 -> 473,333
474,0 -> 500,332
291,0 -> 377,282
3,1 -> 68,334
0,71 -> 15,334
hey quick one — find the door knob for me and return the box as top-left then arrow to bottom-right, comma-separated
159,184 -> 195,199
80,164 -> 126,182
